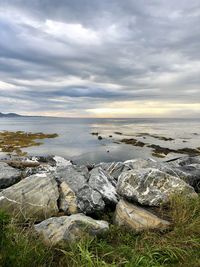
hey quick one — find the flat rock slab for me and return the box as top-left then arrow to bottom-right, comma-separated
0,162 -> 21,189
114,200 -> 170,231
117,168 -> 196,206
34,213 -> 109,244
0,173 -> 59,220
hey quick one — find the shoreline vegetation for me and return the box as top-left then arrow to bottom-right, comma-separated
0,131 -> 58,156
0,155 -> 200,266
0,131 -> 199,266
0,194 -> 199,267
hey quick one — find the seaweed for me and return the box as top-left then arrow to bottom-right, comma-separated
0,131 -> 58,156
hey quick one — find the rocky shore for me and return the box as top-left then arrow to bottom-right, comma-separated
0,155 -> 199,245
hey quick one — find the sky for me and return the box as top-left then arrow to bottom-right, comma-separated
0,0 -> 200,118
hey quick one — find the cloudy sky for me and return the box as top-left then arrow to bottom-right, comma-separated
0,0 -> 200,118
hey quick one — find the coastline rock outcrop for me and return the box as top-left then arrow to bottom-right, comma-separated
0,154 -> 199,243
34,213 -> 109,244
114,199 -> 170,231
0,173 -> 59,220
117,168 -> 196,206
0,162 -> 21,189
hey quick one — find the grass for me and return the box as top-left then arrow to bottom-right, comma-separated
0,131 -> 58,156
0,195 -> 199,267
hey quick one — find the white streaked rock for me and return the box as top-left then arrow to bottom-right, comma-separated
89,167 -> 118,204
117,168 -> 196,206
0,173 -> 59,220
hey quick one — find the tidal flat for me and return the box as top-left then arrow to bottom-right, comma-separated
0,131 -> 58,156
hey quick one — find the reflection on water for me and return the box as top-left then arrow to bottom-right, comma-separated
0,117 -> 199,164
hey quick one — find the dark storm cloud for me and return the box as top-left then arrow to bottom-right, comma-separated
0,0 -> 200,116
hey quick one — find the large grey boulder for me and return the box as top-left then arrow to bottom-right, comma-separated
0,173 -> 59,220
56,166 -> 105,214
76,185 -> 105,214
114,200 -> 170,231
56,165 -> 88,192
89,167 -> 118,204
166,156 -> 200,192
34,214 -> 109,244
97,159 -> 163,181
117,168 -> 196,206
0,162 -> 21,189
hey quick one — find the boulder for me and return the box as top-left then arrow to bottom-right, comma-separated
77,185 -> 105,213
34,213 -> 109,244
117,168 -> 196,206
167,156 -> 200,167
97,162 -> 127,180
0,173 -> 59,220
114,200 -> 170,231
53,156 -> 72,168
56,166 -> 105,214
22,164 -> 55,177
89,167 -> 118,204
124,158 -> 157,170
97,159 -> 162,181
0,162 -> 21,189
56,165 -> 88,192
166,156 -> 200,192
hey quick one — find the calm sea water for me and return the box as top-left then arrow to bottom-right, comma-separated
0,117 -> 200,164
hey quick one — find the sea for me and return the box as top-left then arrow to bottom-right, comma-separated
0,117 -> 199,164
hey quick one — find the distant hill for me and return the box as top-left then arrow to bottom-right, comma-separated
0,112 -> 23,117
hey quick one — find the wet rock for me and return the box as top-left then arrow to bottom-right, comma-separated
117,168 -> 196,206
0,162 -> 21,189
34,214 -> 109,244
0,173 -> 59,220
89,167 -> 118,204
121,138 -> 145,147
114,199 -> 170,231
91,132 -> 99,136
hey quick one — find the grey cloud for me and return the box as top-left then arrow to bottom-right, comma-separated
0,0 -> 200,116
